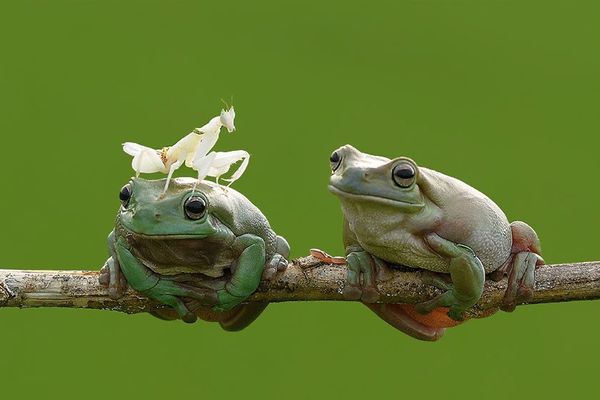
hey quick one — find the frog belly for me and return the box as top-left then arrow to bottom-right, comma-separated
359,233 -> 451,273
358,229 -> 509,274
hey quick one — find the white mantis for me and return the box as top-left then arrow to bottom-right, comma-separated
122,106 -> 250,192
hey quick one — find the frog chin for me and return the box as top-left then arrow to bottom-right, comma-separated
328,185 -> 424,211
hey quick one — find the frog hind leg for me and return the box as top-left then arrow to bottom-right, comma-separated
146,301 -> 269,331
217,302 -> 270,331
186,301 -> 270,331
501,221 -> 544,312
365,304 -> 445,341
414,233 -> 485,321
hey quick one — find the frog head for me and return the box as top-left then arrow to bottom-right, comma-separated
117,177 -> 218,238
328,144 -> 425,212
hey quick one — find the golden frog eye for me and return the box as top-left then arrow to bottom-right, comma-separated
392,162 -> 416,188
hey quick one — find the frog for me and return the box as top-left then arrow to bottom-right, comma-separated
98,177 -> 290,331
318,144 -> 543,341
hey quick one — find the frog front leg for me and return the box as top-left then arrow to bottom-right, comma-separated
342,220 -> 385,302
214,234 -> 266,311
344,247 -> 383,303
263,235 -> 290,280
415,233 -> 485,321
113,237 -> 218,323
99,231 -> 128,299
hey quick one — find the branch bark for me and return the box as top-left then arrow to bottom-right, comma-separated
1,256 -> 599,318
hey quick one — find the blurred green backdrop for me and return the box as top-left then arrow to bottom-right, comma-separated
1,1 -> 598,399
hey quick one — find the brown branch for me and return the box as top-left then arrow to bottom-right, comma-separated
1,256 -> 599,318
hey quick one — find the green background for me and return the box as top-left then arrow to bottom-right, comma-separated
0,1 -> 598,399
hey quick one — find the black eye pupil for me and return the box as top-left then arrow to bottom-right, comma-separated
330,151 -> 340,163
186,200 -> 205,213
395,167 -> 414,179
185,197 -> 207,219
119,185 -> 131,204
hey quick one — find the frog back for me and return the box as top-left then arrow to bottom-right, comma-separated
420,168 -> 513,272
202,181 -> 279,258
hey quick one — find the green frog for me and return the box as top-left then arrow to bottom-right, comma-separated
320,144 -> 543,340
99,177 -> 289,331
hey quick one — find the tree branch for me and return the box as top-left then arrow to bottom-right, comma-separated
1,256 -> 599,318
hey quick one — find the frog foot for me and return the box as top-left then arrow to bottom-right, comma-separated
500,221 -> 544,312
344,250 -> 387,303
98,256 -> 128,299
262,254 -> 289,280
415,234 -> 485,321
501,251 -> 543,312
149,300 -> 270,331
214,289 -> 246,312
144,279 -> 221,323
414,272 -> 468,321
263,235 -> 291,280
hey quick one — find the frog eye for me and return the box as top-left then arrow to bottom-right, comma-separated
330,151 -> 342,172
392,162 -> 416,188
119,184 -> 132,207
184,196 -> 207,220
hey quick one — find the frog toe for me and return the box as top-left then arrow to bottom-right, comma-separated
501,251 -> 541,312
263,254 -> 288,280
415,287 -> 475,321
345,250 -> 381,301
262,266 -> 277,280
152,293 -> 197,323
276,256 -> 288,271
181,312 -> 198,323
214,289 -> 245,311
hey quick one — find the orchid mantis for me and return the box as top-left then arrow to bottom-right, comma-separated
122,107 -> 249,192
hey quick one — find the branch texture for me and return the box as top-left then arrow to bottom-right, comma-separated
1,256 -> 599,318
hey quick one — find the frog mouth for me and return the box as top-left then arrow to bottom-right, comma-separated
117,220 -> 212,240
328,185 -> 424,210
127,231 -> 208,240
